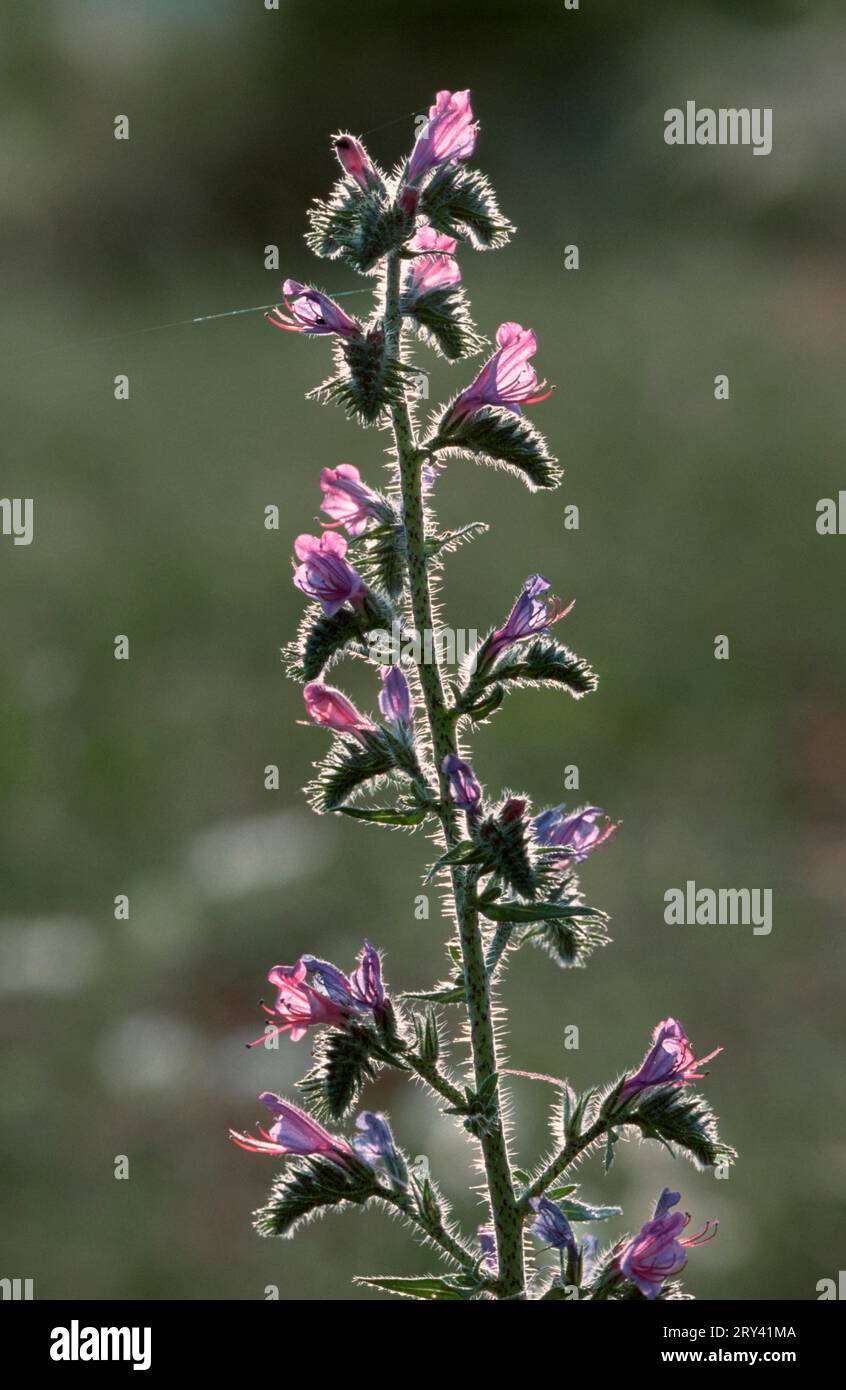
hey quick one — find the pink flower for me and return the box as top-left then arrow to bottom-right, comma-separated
408,227 -> 458,255
532,805 -> 618,866
334,134 -> 379,192
303,682 -> 375,743
320,465 -> 382,538
406,90 -> 477,186
617,1019 -> 722,1109
618,1189 -> 718,1299
249,942 -> 385,1047
267,280 -> 361,339
405,253 -> 461,299
229,1093 -> 353,1161
248,960 -> 351,1046
292,531 -> 368,615
445,322 -> 553,428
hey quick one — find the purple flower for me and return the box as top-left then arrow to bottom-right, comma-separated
293,531 -> 368,615
334,134 -> 379,192
481,574 -> 575,668
442,754 -> 482,811
478,1225 -> 497,1275
618,1189 -> 718,1300
406,90 -> 477,186
353,1111 -> 407,1187
320,464 -> 383,538
444,322 -> 553,429
348,940 -> 385,1009
532,805 -> 618,865
267,280 -> 361,339
229,1093 -> 353,1161
617,1019 -> 722,1110
529,1197 -> 577,1255
303,683 -> 375,744
379,666 -> 413,725
250,942 -> 385,1048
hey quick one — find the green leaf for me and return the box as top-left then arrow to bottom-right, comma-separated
420,166 -> 513,250
338,804 -> 428,826
354,1274 -> 476,1301
558,1195 -> 623,1223
253,1154 -> 377,1239
624,1086 -> 737,1171
401,978 -> 464,1005
284,605 -> 371,683
480,637 -> 598,700
305,179 -> 408,273
434,404 -> 560,491
479,900 -> 606,925
306,733 -> 397,813
404,285 -> 485,361
311,334 -> 419,427
424,839 -> 484,883
297,1025 -> 379,1121
544,1182 -> 578,1201
426,520 -> 489,562
413,1006 -> 441,1068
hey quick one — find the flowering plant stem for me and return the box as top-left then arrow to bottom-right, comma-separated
384,250 -> 526,1298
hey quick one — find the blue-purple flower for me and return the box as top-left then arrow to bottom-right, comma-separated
379,666 -> 413,726
618,1189 -> 717,1299
442,754 -> 482,811
481,574 -> 574,669
353,1111 -> 407,1188
616,1018 -> 722,1110
532,805 -> 618,865
529,1197 -> 577,1255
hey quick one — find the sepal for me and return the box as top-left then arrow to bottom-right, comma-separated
311,330 -> 418,426
403,285 -> 485,360
419,165 -> 513,250
253,1152 -> 378,1239
432,404 -> 561,490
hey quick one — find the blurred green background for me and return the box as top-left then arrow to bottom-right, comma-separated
2,0 -> 844,1300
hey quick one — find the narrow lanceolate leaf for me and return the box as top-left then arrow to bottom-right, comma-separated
355,522 -> 406,600
354,1274 -> 477,1301
338,804 -> 428,826
311,333 -> 418,427
401,978 -> 465,1005
403,285 -> 485,361
306,733 -> 397,813
623,1086 -> 737,1171
297,1025 -> 379,1121
525,911 -> 611,969
420,165 -> 513,250
425,520 -> 489,562
306,179 -> 409,273
253,1154 -> 377,1239
284,595 -> 394,683
433,404 -> 561,490
478,637 -> 599,700
478,900 -> 607,926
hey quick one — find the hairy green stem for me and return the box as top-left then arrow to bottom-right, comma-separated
383,251 -> 525,1299
516,1118 -> 608,1217
381,1189 -> 480,1274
